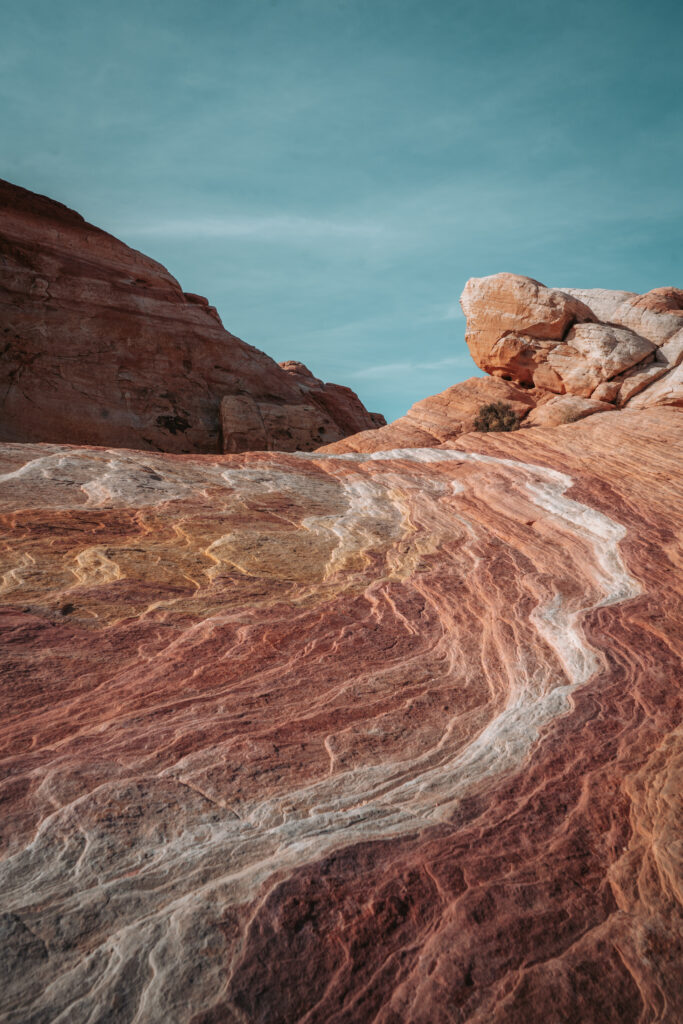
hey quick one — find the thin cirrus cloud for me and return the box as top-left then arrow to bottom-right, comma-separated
124,214 -> 389,243
351,356 -> 471,379
437,303 -> 466,321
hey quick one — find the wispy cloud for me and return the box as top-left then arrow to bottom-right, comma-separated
122,214 -> 388,242
432,302 -> 465,322
351,356 -> 471,379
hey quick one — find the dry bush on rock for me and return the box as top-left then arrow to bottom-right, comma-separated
473,401 -> 521,432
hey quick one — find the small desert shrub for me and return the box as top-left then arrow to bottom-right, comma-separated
473,401 -> 520,432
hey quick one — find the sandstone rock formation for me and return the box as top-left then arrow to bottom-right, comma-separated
564,286 -> 683,347
1,406 -> 681,1022
1,182 -> 682,1021
0,180 -> 383,453
326,273 -> 682,455
460,272 -> 595,371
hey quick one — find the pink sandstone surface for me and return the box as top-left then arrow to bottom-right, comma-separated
1,406 -> 681,1022
0,180 -> 383,454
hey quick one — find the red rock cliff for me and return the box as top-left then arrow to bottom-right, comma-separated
0,180 -> 384,453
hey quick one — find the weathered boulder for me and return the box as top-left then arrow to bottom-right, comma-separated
564,286 -> 683,346
656,329 -> 683,368
0,179 -> 381,453
460,273 -> 594,372
548,323 -> 656,397
325,273 -> 683,457
615,363 -> 670,406
318,272 -> 683,457
557,287 -> 635,324
460,274 -> 664,397
591,380 -> 621,403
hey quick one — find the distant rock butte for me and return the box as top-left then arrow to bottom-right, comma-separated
1,407 -> 681,1022
324,272 -> 682,454
0,179 -> 384,453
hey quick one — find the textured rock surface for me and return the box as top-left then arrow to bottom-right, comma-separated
321,376 -> 538,454
655,331 -> 683,369
615,364 -> 670,406
550,323 -> 655,397
0,179 -> 382,453
592,380 -> 622,403
1,406 -> 681,1022
279,360 -> 386,437
331,274 -> 682,461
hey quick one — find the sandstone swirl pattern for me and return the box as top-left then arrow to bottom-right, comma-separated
1,407 -> 681,1023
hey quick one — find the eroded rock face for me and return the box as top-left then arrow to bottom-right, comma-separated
655,329 -> 683,369
565,287 -> 683,347
550,323 -> 655,396
0,179 -> 381,453
323,273 -> 682,459
278,359 -> 387,441
615,363 -> 670,406
0,407 -> 681,1022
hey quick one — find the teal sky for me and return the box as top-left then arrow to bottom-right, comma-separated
2,0 -> 682,422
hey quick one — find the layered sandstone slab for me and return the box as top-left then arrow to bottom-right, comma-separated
523,393 -> 615,427
321,376 -> 538,454
1,408 -> 681,1022
625,362 -> 683,409
0,180 -> 383,453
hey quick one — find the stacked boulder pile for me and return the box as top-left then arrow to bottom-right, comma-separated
322,273 -> 683,452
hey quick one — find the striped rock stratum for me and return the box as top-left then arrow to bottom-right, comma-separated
1,406 -> 681,1022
